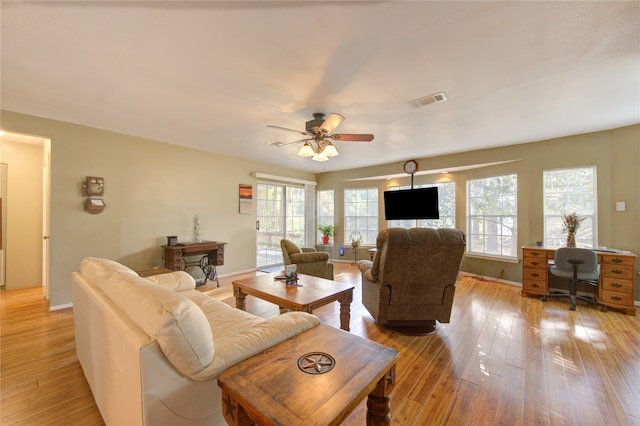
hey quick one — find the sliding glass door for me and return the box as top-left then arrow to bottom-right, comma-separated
256,183 -> 306,269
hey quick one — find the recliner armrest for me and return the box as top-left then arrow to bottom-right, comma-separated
289,251 -> 329,263
301,248 -> 317,253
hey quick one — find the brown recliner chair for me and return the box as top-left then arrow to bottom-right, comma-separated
280,239 -> 334,280
358,228 -> 466,334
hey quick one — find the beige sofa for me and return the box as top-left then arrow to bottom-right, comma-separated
72,257 -> 320,425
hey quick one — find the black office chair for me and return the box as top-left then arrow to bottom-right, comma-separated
544,247 -> 602,311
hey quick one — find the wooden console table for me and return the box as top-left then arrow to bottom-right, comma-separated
521,246 -> 637,315
162,241 -> 226,287
217,324 -> 399,426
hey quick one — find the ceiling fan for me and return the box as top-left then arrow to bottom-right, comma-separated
266,112 -> 374,162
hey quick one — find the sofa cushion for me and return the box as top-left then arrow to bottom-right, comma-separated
80,257 -> 138,282
147,271 -> 196,292
100,271 -> 214,377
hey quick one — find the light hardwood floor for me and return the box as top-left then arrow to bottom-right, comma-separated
1,263 -> 639,425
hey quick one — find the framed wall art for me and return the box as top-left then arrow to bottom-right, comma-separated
239,184 -> 253,214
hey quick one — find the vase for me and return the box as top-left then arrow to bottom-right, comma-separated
566,232 -> 576,247
321,236 -> 330,244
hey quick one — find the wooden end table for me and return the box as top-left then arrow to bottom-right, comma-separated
217,324 -> 399,426
232,273 -> 354,331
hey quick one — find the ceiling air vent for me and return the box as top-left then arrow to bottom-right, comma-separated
408,92 -> 447,109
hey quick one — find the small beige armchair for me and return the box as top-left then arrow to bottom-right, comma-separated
358,228 -> 466,334
280,239 -> 334,280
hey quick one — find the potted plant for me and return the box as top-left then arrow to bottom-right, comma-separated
318,224 -> 335,244
562,212 -> 585,247
349,232 -> 363,249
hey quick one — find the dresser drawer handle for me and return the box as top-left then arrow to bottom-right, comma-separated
531,251 -> 540,256
611,269 -> 623,275
611,258 -> 623,263
531,261 -> 540,266
531,273 -> 540,278
611,282 -> 623,288
531,283 -> 539,288
610,296 -> 622,301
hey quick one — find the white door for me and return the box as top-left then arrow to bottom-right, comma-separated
255,183 -> 306,269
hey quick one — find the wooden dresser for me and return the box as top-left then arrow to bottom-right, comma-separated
521,246 -> 637,315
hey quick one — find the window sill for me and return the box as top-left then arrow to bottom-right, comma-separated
464,252 -> 520,264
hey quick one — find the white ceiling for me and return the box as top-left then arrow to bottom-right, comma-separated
1,1 -> 638,173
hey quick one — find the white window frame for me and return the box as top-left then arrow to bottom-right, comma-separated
543,166 -> 597,248
317,189 -> 334,242
344,188 -> 378,245
467,174 -> 518,259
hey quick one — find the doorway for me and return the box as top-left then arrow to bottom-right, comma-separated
0,132 -> 50,296
255,183 -> 306,269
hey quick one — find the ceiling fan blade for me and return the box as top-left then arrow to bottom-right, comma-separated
267,125 -> 308,136
265,138 -> 310,148
319,113 -> 345,134
330,133 -> 374,142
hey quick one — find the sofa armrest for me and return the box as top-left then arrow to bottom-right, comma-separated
191,312 -> 320,381
357,260 -> 373,274
290,251 -> 329,264
147,271 -> 196,291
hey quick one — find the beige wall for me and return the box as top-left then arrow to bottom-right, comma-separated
0,139 -> 44,288
1,110 -> 316,308
317,124 -> 640,301
2,109 -> 638,305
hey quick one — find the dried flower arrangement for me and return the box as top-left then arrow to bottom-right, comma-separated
562,212 -> 585,247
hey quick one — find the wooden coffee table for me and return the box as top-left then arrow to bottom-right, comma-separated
217,324 -> 399,426
232,273 -> 354,331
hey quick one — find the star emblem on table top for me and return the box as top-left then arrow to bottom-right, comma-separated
297,352 -> 335,374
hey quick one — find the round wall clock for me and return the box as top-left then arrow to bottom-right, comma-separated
404,160 -> 418,175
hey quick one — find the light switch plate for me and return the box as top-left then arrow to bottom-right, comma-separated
616,201 -> 626,211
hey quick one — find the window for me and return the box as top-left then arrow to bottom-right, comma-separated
344,188 -> 378,245
467,174 -> 518,258
543,166 -> 596,248
387,182 -> 456,229
317,190 -> 334,241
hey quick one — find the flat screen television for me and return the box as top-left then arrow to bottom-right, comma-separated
384,187 -> 439,220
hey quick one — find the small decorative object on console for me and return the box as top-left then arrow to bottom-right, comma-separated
167,236 -> 178,246
193,215 -> 201,243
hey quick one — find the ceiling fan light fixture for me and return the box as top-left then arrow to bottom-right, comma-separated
323,142 -> 339,157
312,151 -> 329,162
297,142 -> 314,157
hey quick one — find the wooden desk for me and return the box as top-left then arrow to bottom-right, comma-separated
163,241 -> 226,286
217,324 -> 399,426
232,273 -> 354,331
521,246 -> 637,315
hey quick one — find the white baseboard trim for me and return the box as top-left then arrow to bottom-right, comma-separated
218,268 -> 257,277
459,271 -> 522,288
50,302 -> 73,311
